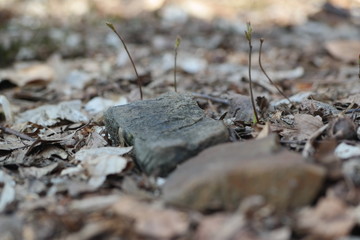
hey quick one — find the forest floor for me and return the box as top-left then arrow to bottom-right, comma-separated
1,0 -> 360,239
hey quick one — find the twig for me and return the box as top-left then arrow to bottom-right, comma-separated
106,22 -> 143,100
344,108 -> 360,114
174,36 -> 181,92
259,38 -> 293,105
0,125 -> 36,141
245,22 -> 259,123
191,92 -> 230,105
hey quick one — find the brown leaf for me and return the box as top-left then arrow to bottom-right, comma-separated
112,195 -> 189,239
325,40 -> 360,63
296,194 -> 355,239
196,214 -> 249,240
0,63 -> 54,87
196,213 -> 290,240
294,114 -> 324,141
19,163 -> 59,179
340,93 -> 360,106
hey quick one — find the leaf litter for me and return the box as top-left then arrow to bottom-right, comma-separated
1,0 -> 360,239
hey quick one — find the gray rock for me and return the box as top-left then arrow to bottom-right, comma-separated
104,92 -> 229,176
162,135 -> 325,213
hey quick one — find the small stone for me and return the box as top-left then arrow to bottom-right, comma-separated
162,135 -> 325,213
104,92 -> 228,176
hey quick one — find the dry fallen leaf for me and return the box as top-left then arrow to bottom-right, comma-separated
325,40 -> 360,63
340,93 -> 360,106
0,95 -> 13,122
294,114 -> 324,141
19,162 -> 59,178
0,63 -> 54,87
112,195 -> 189,239
16,100 -> 89,126
296,194 -> 355,239
0,170 -> 16,212
335,143 -> 360,159
84,96 -> 127,115
70,194 -> 120,212
74,146 -> 133,188
204,214 -> 245,240
75,146 -> 133,161
82,155 -> 128,187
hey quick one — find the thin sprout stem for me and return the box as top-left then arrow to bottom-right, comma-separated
174,47 -> 178,92
259,38 -> 292,105
174,36 -> 181,92
247,38 -> 259,123
358,54 -> 360,79
106,22 -> 143,100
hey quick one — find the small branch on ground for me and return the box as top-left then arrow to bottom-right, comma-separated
0,125 -> 36,141
191,92 -> 230,105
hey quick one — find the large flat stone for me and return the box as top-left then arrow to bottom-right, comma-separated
104,92 -> 229,176
162,135 -> 325,213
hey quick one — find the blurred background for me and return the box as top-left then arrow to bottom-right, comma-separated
0,0 -> 359,66
0,0 -> 360,103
